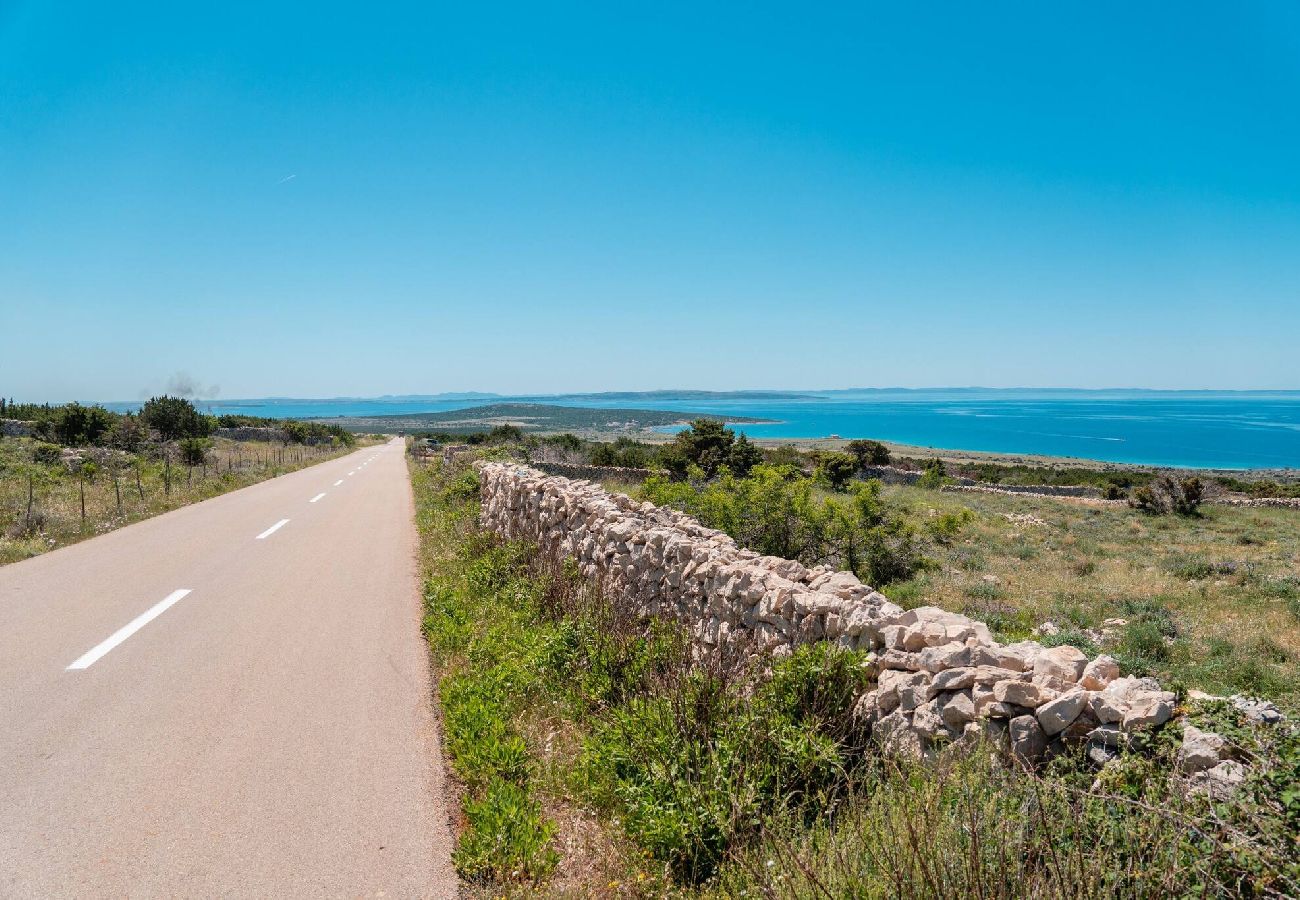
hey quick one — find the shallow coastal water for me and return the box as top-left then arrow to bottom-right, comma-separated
108,390 -> 1300,470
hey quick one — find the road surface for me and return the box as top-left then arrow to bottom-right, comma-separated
0,438 -> 457,897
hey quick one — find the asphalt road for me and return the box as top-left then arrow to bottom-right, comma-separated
0,438 -> 457,898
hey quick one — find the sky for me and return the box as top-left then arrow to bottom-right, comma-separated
3,2 -> 1299,401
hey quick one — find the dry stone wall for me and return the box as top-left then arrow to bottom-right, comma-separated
476,462 -> 1181,764
213,426 -> 287,442
530,461 -> 655,482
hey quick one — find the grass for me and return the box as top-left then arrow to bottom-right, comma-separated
878,484 -> 1300,710
410,453 -> 1300,898
0,435 -> 367,565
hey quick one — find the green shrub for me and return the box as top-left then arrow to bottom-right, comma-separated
31,442 -> 62,465
1164,554 -> 1241,580
454,779 -> 558,882
140,396 -> 212,441
178,437 -> 211,467
1130,475 -> 1204,516
659,419 -> 761,479
915,458 -> 949,489
845,438 -> 890,467
48,402 -> 116,446
642,465 -> 946,587
814,451 -> 858,491
583,643 -> 869,884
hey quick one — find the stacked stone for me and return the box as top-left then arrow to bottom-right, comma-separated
475,462 -> 1176,762
529,461 -> 655,482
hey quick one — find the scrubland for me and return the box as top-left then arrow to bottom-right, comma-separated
411,451 -> 1299,898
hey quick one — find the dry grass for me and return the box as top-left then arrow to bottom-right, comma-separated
0,436 -> 369,565
883,484 -> 1300,706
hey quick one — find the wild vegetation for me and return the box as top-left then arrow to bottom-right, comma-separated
324,402 -> 772,435
410,452 -> 1300,898
1,397 -> 361,565
641,465 -> 969,587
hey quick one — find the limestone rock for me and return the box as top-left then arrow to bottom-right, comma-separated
1122,691 -> 1175,731
1230,696 -> 1285,725
1033,645 -> 1088,683
1009,714 -> 1046,761
874,710 -> 924,758
898,672 -> 934,712
937,689 -> 976,727
931,666 -> 976,692
1036,691 -> 1087,736
993,680 -> 1058,709
1186,760 -> 1248,800
1178,725 -> 1226,774
1080,655 -> 1120,691
912,700 -> 948,740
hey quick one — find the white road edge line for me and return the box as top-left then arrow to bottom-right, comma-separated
309,493 -> 326,503
256,518 -> 290,540
67,589 -> 193,671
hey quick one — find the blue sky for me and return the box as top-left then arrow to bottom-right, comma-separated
3,2 -> 1299,401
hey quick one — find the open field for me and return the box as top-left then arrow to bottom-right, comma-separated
0,435 -> 371,565
411,451 -> 1300,897
878,483 -> 1300,710
312,403 -> 774,435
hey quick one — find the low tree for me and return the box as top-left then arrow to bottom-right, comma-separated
107,414 -> 148,452
845,439 -> 890,468
590,437 -> 652,468
662,419 -> 737,479
728,433 -> 764,477
140,396 -> 212,441
47,402 -> 116,446
486,424 -> 525,444
763,444 -> 808,471
546,433 -> 583,454
815,452 -> 859,491
178,437 -> 211,468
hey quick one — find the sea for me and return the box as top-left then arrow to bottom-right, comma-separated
106,390 -> 1300,471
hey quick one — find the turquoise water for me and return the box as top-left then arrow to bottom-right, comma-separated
108,390 -> 1300,470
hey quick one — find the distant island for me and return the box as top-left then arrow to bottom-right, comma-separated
313,402 -> 776,435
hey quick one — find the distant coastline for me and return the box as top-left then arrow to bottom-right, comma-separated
83,388 -> 1300,471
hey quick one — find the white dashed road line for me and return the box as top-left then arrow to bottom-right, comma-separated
334,480 -> 343,486
66,589 -> 193,671
309,493 -> 326,503
256,519 -> 290,540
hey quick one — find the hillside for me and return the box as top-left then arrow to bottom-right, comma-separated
313,402 -> 775,434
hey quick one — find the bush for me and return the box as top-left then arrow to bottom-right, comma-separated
915,458 -> 949,489
47,402 -> 116,446
177,437 -> 212,467
585,643 -> 869,884
660,419 -> 759,479
31,442 -> 62,465
1130,475 -> 1203,516
589,437 -> 654,469
815,451 -> 858,491
642,465 -> 944,586
846,438 -> 890,467
107,414 -> 147,451
140,396 -> 212,441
